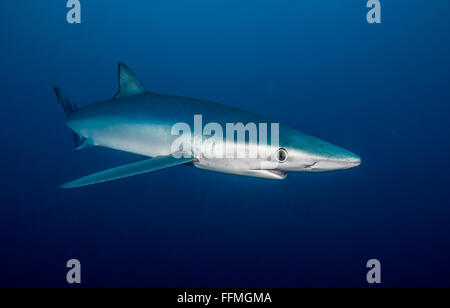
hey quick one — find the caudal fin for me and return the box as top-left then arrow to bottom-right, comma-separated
53,86 -> 77,117
53,86 -> 88,150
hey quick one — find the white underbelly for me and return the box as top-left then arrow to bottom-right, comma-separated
84,123 -> 175,158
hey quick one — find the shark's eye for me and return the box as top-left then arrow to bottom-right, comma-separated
276,148 -> 288,163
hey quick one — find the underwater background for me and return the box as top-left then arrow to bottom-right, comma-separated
0,0 -> 449,287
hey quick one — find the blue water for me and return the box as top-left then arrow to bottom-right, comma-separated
1,0 -> 449,287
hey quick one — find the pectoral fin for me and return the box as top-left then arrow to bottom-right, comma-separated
61,155 -> 194,189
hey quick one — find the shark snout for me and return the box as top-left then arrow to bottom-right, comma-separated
310,153 -> 361,172
346,154 -> 361,166
318,156 -> 360,171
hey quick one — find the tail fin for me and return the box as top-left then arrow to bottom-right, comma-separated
53,86 -> 77,117
53,87 -> 90,150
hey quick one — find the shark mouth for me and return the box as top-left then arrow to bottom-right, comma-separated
265,169 -> 288,180
245,169 -> 288,180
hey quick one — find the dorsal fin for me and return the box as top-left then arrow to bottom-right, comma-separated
114,63 -> 146,99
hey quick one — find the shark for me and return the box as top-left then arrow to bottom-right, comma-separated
55,63 -> 361,189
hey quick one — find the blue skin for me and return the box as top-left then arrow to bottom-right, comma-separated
67,91 -> 361,179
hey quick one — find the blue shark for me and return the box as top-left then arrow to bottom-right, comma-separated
55,63 -> 361,188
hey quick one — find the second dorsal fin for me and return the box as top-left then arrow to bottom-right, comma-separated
114,63 -> 146,99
